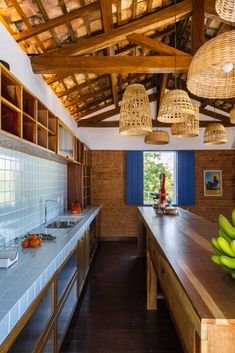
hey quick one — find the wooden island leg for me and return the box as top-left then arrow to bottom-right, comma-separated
147,252 -> 157,310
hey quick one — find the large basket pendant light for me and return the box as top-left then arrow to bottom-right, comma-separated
230,106 -> 235,124
157,89 -> 195,123
187,31 -> 235,99
203,123 -> 228,145
144,130 -> 170,145
215,0 -> 235,21
171,105 -> 199,137
119,84 -> 152,136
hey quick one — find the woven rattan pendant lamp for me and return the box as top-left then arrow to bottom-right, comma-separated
230,106 -> 235,124
187,30 -> 235,99
171,105 -> 199,137
144,130 -> 170,145
157,89 -> 195,123
157,0 -> 195,124
203,123 -> 228,144
216,0 -> 235,21
119,84 -> 152,136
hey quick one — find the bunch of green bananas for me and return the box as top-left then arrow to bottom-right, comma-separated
211,210 -> 235,279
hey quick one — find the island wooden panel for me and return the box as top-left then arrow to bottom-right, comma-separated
138,206 -> 235,353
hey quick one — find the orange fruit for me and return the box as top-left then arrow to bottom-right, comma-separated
30,238 -> 41,248
22,239 -> 30,248
28,234 -> 38,240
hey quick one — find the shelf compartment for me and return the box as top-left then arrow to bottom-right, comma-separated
8,284 -> 53,353
1,69 -> 21,109
41,330 -> 53,353
23,114 -> 37,144
58,123 -> 74,160
48,112 -> 57,135
57,250 -> 77,304
23,88 -> 36,119
1,102 -> 21,137
48,133 -> 57,153
37,125 -> 48,149
57,279 -> 78,350
38,101 -> 48,127
74,139 -> 82,163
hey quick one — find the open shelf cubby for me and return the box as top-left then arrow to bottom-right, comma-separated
1,69 -> 21,109
48,112 -> 57,135
37,125 -> 48,149
38,101 -> 48,127
48,133 -> 57,153
1,102 -> 21,137
23,115 -> 37,144
23,89 -> 36,119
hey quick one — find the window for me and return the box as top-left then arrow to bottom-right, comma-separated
143,152 -> 176,204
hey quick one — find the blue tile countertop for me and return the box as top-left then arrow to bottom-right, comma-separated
0,206 -> 101,345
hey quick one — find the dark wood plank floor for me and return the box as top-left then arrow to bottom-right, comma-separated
60,242 -> 184,353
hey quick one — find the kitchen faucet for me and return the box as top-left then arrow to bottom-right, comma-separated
44,198 -> 60,225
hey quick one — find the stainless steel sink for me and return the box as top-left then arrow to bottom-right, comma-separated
45,216 -> 83,229
45,220 -> 77,228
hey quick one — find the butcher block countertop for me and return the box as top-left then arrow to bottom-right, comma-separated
138,206 -> 235,322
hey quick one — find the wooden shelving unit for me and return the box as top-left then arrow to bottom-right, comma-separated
83,166 -> 91,209
0,64 -> 93,212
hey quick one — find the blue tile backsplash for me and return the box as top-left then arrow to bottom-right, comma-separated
0,148 -> 67,247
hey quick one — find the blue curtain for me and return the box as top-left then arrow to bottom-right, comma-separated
125,151 -> 195,206
125,151 -> 143,205
176,151 -> 195,205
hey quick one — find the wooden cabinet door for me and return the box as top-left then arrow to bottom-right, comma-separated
78,235 -> 85,293
84,229 -> 90,276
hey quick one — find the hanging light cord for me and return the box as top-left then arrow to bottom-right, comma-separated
174,0 -> 177,89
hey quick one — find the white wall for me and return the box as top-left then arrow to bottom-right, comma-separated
0,23 -> 86,143
78,126 -> 235,150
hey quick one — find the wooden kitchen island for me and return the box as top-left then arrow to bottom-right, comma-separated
138,207 -> 235,353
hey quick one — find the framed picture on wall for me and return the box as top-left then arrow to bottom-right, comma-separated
204,170 -> 222,196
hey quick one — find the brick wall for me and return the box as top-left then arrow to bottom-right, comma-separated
91,151 -> 138,238
91,150 -> 235,238
187,150 -> 235,223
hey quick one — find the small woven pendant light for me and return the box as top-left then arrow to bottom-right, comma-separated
157,89 -> 195,123
203,123 -> 228,144
187,31 -> 235,99
119,84 -> 152,136
144,130 -> 170,145
230,106 -> 235,124
171,105 -> 199,137
215,0 -> 235,21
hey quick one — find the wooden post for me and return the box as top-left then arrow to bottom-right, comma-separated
147,252 -> 157,310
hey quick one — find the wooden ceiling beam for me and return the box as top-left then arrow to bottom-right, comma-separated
65,86 -> 111,108
191,0 -> 205,54
13,2 -> 100,42
78,107 -> 120,124
116,27 -> 175,55
78,120 -> 218,128
199,107 -> 231,126
100,0 -> 119,109
56,75 -> 109,98
127,33 -> 191,56
40,0 -> 192,56
31,55 -> 192,74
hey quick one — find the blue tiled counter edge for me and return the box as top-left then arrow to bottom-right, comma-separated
0,206 -> 101,345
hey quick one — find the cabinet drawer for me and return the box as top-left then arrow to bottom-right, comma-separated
147,235 -> 158,273
157,256 -> 200,353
